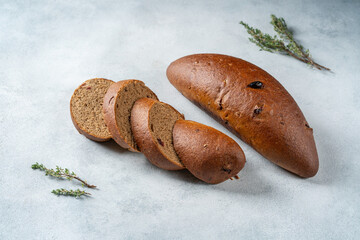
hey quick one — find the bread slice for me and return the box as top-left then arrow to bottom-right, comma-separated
173,120 -> 246,184
103,80 -> 158,152
131,98 -> 185,170
70,78 -> 114,142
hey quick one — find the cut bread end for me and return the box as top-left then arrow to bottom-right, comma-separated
173,120 -> 246,184
70,78 -> 114,141
131,98 -> 185,170
103,80 -> 158,152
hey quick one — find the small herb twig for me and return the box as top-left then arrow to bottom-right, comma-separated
32,162 -> 96,188
240,15 -> 330,71
52,188 -> 91,198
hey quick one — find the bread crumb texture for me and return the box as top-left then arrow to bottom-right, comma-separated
149,101 -> 184,167
71,78 -> 114,139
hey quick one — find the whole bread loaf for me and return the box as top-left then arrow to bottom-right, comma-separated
167,53 -> 319,178
173,120 -> 246,184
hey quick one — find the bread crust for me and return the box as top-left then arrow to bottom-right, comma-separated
167,54 -> 319,178
70,78 -> 114,142
103,80 -> 158,152
173,120 -> 246,184
131,98 -> 185,170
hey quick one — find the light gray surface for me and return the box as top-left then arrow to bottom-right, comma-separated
1,0 -> 359,239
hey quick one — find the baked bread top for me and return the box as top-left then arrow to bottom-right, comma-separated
167,53 -> 319,178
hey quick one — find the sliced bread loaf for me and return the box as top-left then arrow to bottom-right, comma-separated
70,78 -> 114,142
103,80 -> 158,152
173,120 -> 246,184
131,98 -> 185,170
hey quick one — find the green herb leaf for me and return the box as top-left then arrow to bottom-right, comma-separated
52,188 -> 91,198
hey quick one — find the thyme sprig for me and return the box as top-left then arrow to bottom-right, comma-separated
32,162 -> 96,188
52,188 -> 91,198
240,15 -> 330,71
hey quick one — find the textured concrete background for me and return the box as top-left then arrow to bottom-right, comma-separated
1,0 -> 359,239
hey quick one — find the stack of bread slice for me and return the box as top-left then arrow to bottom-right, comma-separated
70,78 -> 246,184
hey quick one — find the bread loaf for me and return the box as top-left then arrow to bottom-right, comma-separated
131,98 -> 185,170
103,80 -> 158,152
70,78 -> 114,142
167,54 -> 319,178
173,120 -> 246,184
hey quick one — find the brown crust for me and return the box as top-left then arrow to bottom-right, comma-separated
173,120 -> 246,184
167,53 -> 319,178
103,80 -> 158,152
131,98 -> 185,170
70,78 -> 114,142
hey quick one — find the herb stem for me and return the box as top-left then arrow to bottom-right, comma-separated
285,48 -> 329,71
62,173 -> 96,188
282,29 -> 329,71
